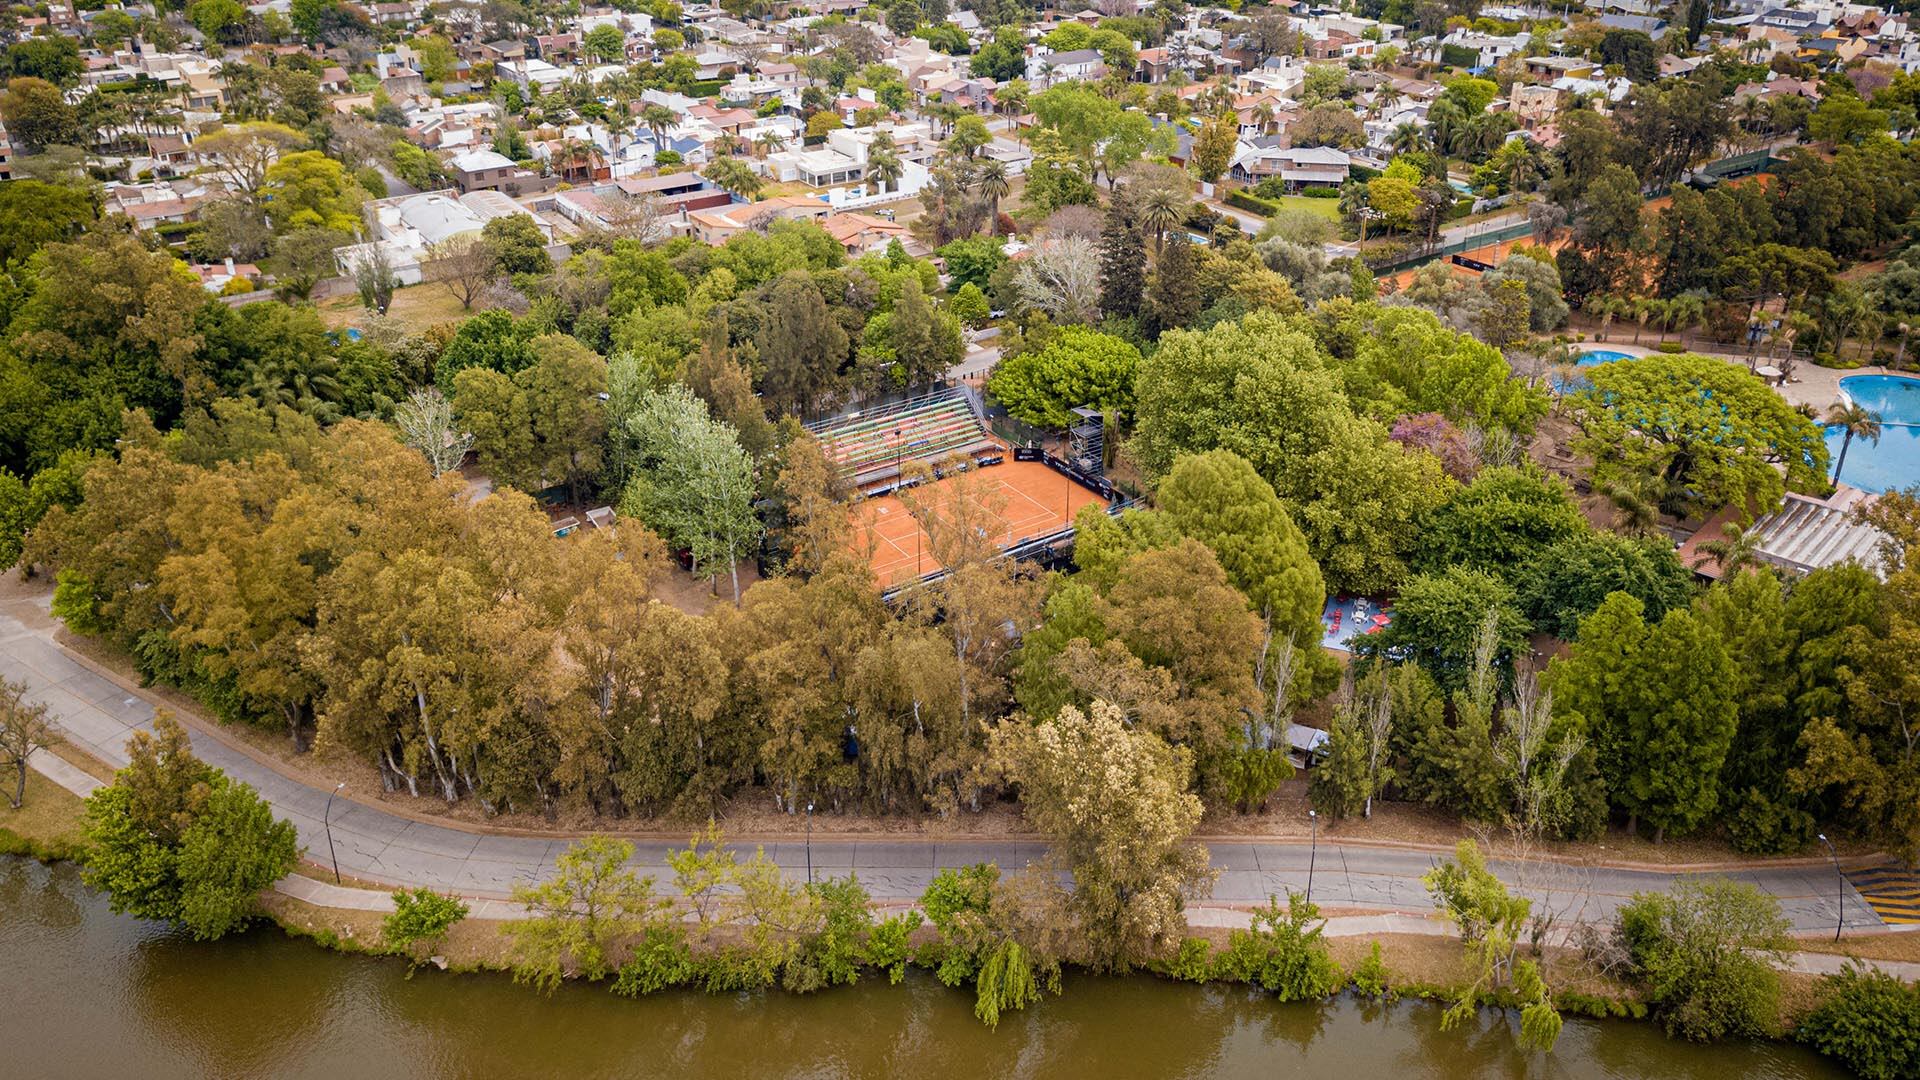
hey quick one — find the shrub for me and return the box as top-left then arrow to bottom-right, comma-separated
1614,878 -> 1789,1041
612,926 -> 696,996
1350,940 -> 1390,999
1655,340 -> 1686,353
383,888 -> 469,966
863,910 -> 923,984
1155,937 -> 1215,983
1300,185 -> 1340,198
1224,189 -> 1279,217
1211,893 -> 1342,1001
1795,961 -> 1920,1080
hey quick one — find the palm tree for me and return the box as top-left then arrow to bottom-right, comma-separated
1631,296 -> 1655,344
640,103 -> 675,147
974,158 -> 1010,226
1698,521 -> 1766,578
865,146 -> 902,194
755,130 -> 787,158
1390,121 -> 1424,156
1598,476 -> 1664,538
1826,401 -> 1884,484
1666,294 -> 1706,342
1426,97 -> 1464,157
245,352 -> 344,422
1139,187 -> 1185,254
1593,294 -> 1624,341
1252,101 -> 1275,135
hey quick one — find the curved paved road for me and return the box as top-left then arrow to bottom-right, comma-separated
0,591 -> 1888,935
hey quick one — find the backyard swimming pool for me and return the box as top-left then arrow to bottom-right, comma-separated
1827,374 -> 1920,494
1551,349 -> 1639,393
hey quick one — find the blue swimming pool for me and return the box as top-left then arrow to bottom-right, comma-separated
1552,349 -> 1639,393
1826,374 -> 1920,494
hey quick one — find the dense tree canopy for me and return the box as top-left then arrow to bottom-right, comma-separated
1569,353 -> 1828,518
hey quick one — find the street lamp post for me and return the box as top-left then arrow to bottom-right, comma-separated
324,781 -> 345,885
806,801 -> 815,885
1306,809 -> 1318,905
1818,832 -> 1842,942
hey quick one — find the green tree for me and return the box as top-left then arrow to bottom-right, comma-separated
0,179 -> 94,267
482,214 -> 553,276
258,150 -> 363,234
986,327 -> 1140,429
1210,892 -> 1341,1000
454,334 -> 607,503
1097,203 -> 1145,319
584,24 -> 627,63
758,271 -> 848,415
1517,532 -> 1693,639
1148,232 -> 1201,336
384,888 -> 470,967
1190,113 -> 1237,186
81,714 -> 299,940
1156,448 -> 1325,652
881,275 -> 964,386
1364,568 -> 1528,693
0,77 -> 80,152
506,836 -> 666,992
1550,595 -> 1739,840
1133,312 -> 1454,593
1415,466 -> 1586,577
1808,94 -> 1890,147
1570,352 -> 1828,518
1424,839 -> 1562,1052
617,384 -> 762,601
1614,877 -> 1790,1041
949,281 -> 990,327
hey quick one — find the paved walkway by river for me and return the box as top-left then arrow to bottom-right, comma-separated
0,583 -> 1903,943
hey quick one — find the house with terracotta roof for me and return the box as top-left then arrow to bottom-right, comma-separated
821,211 -> 915,256
687,194 -> 831,244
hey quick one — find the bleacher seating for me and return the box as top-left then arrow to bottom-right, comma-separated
809,389 -> 998,487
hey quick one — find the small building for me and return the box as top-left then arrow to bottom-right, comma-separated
1680,488 -> 1890,580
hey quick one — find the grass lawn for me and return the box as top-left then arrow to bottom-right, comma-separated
0,770 -> 88,860
318,284 -> 474,334
1272,195 -> 1342,221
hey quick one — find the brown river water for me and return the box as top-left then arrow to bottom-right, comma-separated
0,858 -> 1844,1079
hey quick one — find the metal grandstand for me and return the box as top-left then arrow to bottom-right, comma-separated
805,386 -> 999,490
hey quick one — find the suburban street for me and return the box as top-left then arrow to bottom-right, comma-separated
0,587 -> 1888,935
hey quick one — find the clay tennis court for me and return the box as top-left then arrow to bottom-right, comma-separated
853,460 -> 1109,587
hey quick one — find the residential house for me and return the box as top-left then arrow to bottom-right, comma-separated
821,211 -> 917,256
1510,82 -> 1560,129
1030,48 -> 1105,86
1521,55 -> 1596,82
341,189 -> 549,284
687,194 -> 831,244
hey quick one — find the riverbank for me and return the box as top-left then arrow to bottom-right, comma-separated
6,768 -> 1911,1028
0,857 -> 1851,1080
